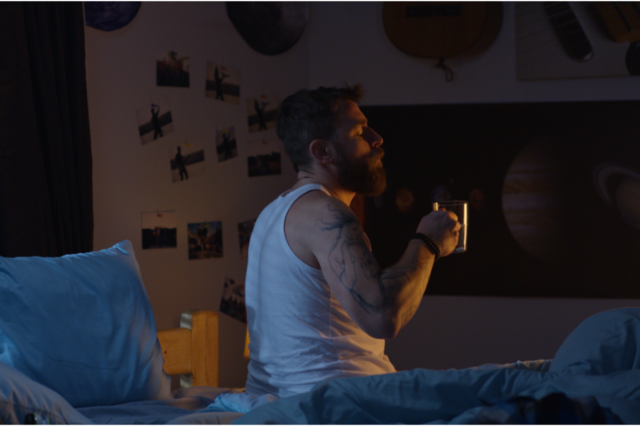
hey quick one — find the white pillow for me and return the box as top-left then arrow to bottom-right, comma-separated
0,241 -> 172,407
0,361 -> 90,424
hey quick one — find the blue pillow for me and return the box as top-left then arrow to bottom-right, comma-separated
0,361 -> 90,424
0,240 -> 172,407
550,307 -> 640,375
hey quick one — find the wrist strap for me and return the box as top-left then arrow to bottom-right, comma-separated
411,233 -> 440,261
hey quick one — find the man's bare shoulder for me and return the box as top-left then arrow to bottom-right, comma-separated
285,189 -> 356,268
288,189 -> 353,225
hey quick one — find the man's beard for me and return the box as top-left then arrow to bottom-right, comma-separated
334,146 -> 387,197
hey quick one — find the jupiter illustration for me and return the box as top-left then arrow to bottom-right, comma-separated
502,139 -> 570,264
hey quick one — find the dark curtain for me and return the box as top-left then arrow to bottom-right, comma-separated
0,2 -> 93,257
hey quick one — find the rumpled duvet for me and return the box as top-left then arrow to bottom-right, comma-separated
231,307 -> 640,424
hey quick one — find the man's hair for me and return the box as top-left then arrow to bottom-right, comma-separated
276,84 -> 363,171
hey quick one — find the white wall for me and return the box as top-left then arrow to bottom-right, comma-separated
86,2 -> 640,388
85,2 -> 305,387
307,2 -> 640,103
306,2 -> 640,371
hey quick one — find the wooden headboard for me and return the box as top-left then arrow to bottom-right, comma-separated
157,310 -> 219,388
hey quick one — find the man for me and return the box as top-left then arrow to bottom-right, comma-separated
244,85 -> 460,398
150,104 -> 163,140
174,146 -> 188,181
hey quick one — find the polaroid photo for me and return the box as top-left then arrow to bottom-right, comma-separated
246,93 -> 279,133
237,218 -> 257,260
156,51 -> 189,87
141,210 -> 177,250
169,139 -> 205,183
219,276 -> 246,324
187,221 -> 223,259
215,127 -> 238,165
247,134 -> 282,177
205,62 -> 241,104
137,97 -> 174,145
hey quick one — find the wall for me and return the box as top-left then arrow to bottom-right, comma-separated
86,2 -> 640,388
306,2 -> 640,370
85,2 -> 304,387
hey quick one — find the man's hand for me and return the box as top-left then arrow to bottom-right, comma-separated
416,211 -> 461,257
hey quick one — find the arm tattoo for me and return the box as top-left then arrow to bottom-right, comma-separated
317,205 -> 426,316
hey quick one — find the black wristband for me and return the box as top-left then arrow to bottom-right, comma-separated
411,233 -> 440,261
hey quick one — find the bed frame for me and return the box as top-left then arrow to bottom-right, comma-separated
157,310 -> 219,388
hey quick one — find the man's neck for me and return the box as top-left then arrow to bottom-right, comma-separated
293,170 -> 356,206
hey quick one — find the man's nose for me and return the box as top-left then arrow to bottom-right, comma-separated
367,128 -> 383,148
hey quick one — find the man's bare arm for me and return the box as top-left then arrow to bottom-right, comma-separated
314,200 -> 456,339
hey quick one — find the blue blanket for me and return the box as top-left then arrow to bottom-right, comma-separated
232,307 -> 640,424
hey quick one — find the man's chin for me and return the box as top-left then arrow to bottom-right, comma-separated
359,175 -> 387,197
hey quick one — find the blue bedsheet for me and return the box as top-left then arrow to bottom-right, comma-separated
5,307 -> 639,424
77,387 -> 244,424
232,307 -> 640,424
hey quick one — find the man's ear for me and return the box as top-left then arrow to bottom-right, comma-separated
309,139 -> 334,165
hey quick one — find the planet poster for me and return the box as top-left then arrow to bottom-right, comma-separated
361,100 -> 640,299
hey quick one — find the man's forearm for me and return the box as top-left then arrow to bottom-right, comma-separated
319,203 -> 436,337
380,240 -> 436,330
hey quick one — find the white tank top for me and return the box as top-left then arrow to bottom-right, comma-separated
244,184 -> 396,398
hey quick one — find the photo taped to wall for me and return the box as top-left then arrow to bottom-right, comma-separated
141,211 -> 177,250
246,93 -> 279,133
156,51 -> 190,87
215,126 -> 238,165
237,218 -> 256,260
169,139 -> 205,183
187,221 -> 223,259
247,134 -> 282,177
205,62 -> 241,104
219,276 -> 246,323
137,97 -> 174,145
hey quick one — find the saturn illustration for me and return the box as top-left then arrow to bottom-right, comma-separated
593,162 -> 640,231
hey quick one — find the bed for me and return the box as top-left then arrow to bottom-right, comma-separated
2,240 -> 640,424
0,240 -> 243,424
